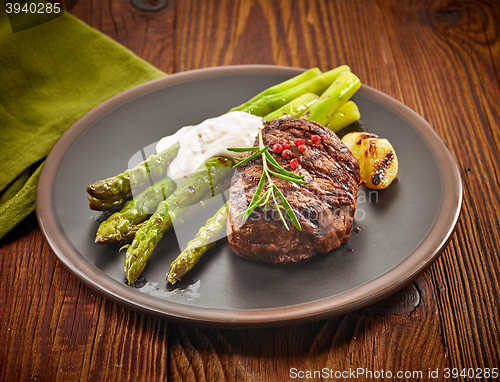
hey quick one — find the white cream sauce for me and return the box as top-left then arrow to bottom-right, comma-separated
156,111 -> 263,184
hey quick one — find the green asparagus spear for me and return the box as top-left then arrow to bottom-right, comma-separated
119,221 -> 147,243
230,68 -> 321,112
326,100 -> 361,132
124,156 -> 233,284
302,71 -> 360,126
239,65 -> 350,117
262,93 -> 319,122
95,177 -> 177,244
167,202 -> 228,285
88,194 -> 128,211
86,142 -> 180,202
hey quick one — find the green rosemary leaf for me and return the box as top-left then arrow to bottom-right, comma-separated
271,190 -> 289,230
248,172 -> 266,208
234,172 -> 266,219
233,145 -> 269,168
268,169 -> 309,184
260,189 -> 272,207
264,151 -> 305,180
248,173 -> 266,208
227,146 -> 259,152
234,189 -> 267,220
273,185 -> 302,231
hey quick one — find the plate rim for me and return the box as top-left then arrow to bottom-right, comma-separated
36,65 -> 462,328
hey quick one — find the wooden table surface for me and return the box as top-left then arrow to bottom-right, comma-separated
1,0 -> 499,380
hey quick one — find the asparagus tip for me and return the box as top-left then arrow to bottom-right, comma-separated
167,273 -> 178,285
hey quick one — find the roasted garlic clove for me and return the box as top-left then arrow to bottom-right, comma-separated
341,132 -> 398,189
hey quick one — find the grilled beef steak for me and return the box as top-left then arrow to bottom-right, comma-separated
227,117 -> 361,264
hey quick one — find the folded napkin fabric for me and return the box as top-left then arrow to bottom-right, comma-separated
0,9 -> 165,240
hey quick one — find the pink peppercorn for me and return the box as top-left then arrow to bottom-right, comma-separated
298,144 -> 307,153
272,143 -> 283,153
282,149 -> 293,160
310,134 -> 321,145
290,158 -> 299,169
320,134 -> 327,140
283,141 -> 291,149
294,138 -> 305,146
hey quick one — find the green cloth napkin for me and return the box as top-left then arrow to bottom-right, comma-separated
0,9 -> 165,240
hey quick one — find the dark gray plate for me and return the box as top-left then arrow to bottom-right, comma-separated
36,66 -> 462,327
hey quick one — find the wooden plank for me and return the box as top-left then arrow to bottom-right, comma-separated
167,276 -> 450,381
70,0 -> 176,73
370,0 -> 500,371
0,0 -> 499,380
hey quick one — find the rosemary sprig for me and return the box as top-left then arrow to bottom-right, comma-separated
227,129 -> 308,230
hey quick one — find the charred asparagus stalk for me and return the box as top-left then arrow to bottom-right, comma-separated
88,194 -> 129,211
262,93 -> 360,131
86,142 -> 180,205
238,65 -> 350,117
167,202 -> 228,285
327,100 -> 361,132
124,156 -> 233,284
95,177 -> 177,243
230,67 -> 321,112
262,93 -> 319,122
302,71 -> 360,126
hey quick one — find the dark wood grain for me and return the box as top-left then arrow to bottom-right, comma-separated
1,0 -> 499,381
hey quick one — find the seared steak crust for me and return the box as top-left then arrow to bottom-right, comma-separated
227,117 -> 361,264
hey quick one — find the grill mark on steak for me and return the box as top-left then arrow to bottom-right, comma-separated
227,117 -> 361,264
